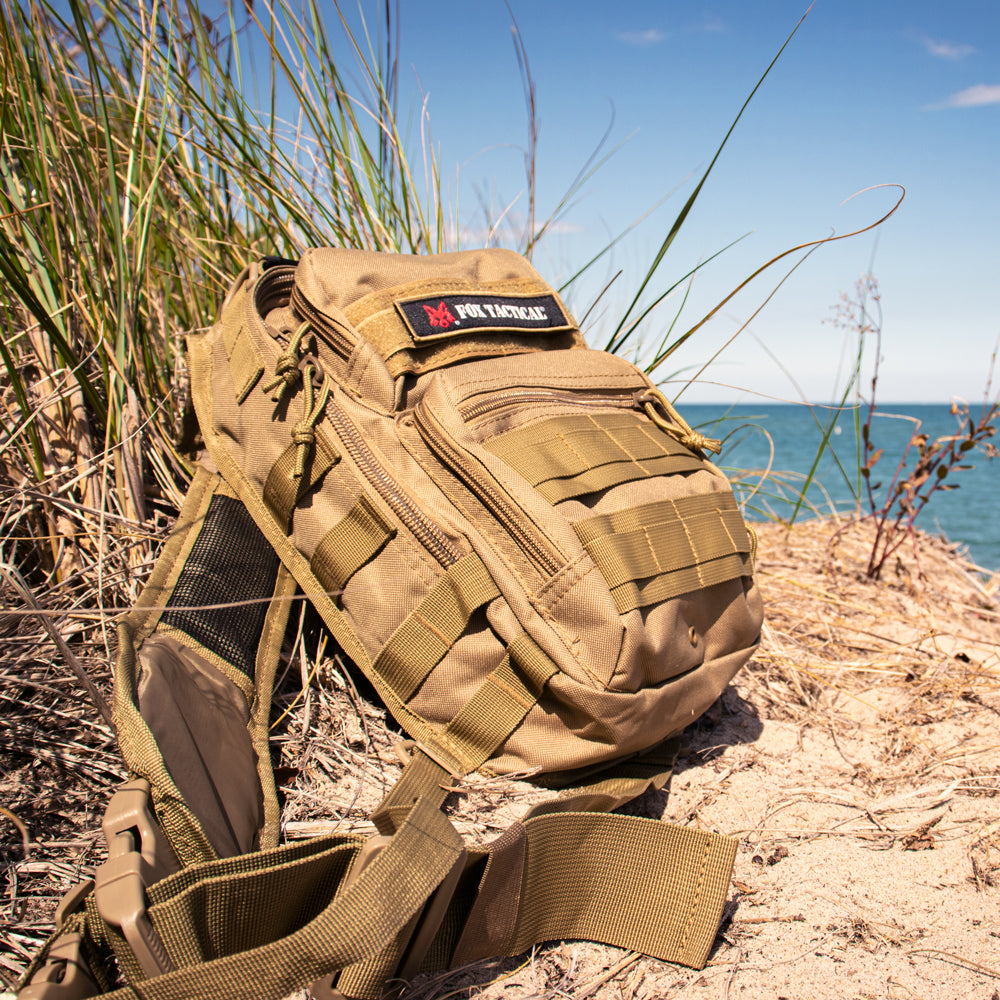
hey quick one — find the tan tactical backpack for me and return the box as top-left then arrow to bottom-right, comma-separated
20,248 -> 763,1000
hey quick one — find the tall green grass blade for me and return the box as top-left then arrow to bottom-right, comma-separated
606,5 -> 814,356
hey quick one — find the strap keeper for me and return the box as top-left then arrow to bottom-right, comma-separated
413,739 -> 464,779
93,779 -> 180,979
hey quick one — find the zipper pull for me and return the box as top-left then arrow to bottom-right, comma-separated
262,321 -> 313,402
633,389 -> 722,456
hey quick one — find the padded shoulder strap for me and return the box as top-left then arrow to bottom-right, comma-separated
19,474 -> 737,1000
21,752 -> 734,1000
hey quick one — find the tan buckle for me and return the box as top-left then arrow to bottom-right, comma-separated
394,737 -> 463,779
18,931 -> 99,1000
19,882 -> 99,1000
93,779 -> 179,979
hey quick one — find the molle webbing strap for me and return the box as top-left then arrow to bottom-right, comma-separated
219,283 -> 264,405
333,630 -> 557,1000
373,553 -> 500,703
374,632 -> 557,836
523,739 -> 680,818
309,493 -> 396,598
83,799 -> 466,1000
262,429 -> 339,531
453,812 -> 738,971
483,412 -> 706,503
57,792 -> 734,1000
574,493 -> 754,614
334,632 -> 563,1000
432,632 -> 557,772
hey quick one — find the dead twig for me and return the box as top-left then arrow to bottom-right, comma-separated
907,948 -> 1000,980
0,561 -> 113,729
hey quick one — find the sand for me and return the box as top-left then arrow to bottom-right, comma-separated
3,515 -> 999,999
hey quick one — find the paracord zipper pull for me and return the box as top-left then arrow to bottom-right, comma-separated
634,388 -> 722,455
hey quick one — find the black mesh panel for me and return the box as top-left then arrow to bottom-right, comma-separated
162,495 -> 281,679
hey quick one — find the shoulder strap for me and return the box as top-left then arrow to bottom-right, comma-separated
19,476 -> 737,1000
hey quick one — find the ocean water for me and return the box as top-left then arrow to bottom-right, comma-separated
682,403 -> 1000,573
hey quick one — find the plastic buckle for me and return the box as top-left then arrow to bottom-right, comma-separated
404,739 -> 462,780
393,739 -> 417,767
93,779 -> 179,979
18,931 -> 100,1000
19,882 -> 99,1000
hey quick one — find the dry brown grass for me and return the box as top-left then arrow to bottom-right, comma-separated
2,513 -> 999,997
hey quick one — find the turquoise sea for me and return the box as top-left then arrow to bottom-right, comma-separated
683,404 -> 1000,573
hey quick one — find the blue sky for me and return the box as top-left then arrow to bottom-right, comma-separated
360,1 -> 998,404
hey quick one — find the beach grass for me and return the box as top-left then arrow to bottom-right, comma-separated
0,0 -> 835,597
7,4 -> 998,995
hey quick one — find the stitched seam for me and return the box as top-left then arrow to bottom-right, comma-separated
678,836 -> 711,959
488,673 -> 534,711
411,610 -> 451,649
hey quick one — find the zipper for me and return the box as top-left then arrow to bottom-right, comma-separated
251,266 -> 354,359
251,268 -> 456,566
252,265 -> 295,320
458,388 -> 639,422
325,405 -> 460,568
290,283 -> 355,359
413,402 -> 562,577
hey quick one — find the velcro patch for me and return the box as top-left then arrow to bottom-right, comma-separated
396,292 -> 574,343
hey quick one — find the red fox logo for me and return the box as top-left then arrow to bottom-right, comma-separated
423,301 -> 457,329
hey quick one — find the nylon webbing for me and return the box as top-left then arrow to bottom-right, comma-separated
543,454 -> 705,503
573,493 -> 754,612
371,751 -> 454,836
309,493 -> 396,598
28,656 -> 736,1000
333,631 -> 559,999
608,557 -> 754,614
372,553 -> 500,703
262,429 -> 339,531
431,632 -> 558,772
523,739 -> 679,818
452,813 -> 737,971
86,799 -> 464,1000
484,412 -> 705,503
573,491 -> 745,546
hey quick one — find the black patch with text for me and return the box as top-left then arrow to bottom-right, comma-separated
396,292 -> 573,342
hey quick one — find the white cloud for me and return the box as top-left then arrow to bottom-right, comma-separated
618,28 -> 667,47
925,83 -> 1000,110
690,15 -> 726,34
916,33 -> 975,60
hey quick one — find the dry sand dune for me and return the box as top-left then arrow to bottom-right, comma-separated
3,517 -> 999,999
